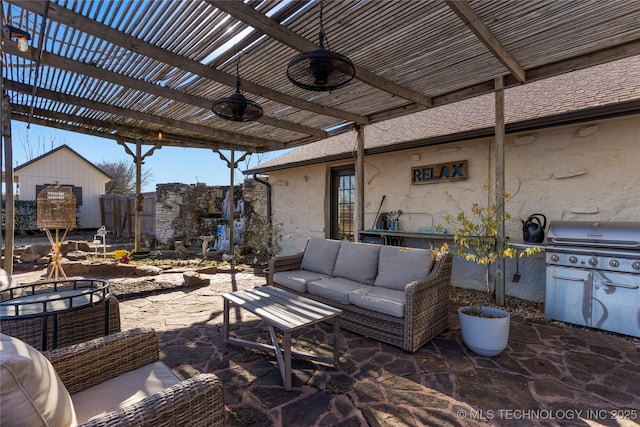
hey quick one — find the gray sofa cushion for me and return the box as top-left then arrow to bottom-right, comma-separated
300,237 -> 342,276
349,286 -> 405,318
273,270 -> 331,293
332,241 -> 381,285
307,277 -> 368,305
373,246 -> 433,291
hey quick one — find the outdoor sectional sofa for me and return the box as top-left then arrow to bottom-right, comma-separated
268,237 -> 452,352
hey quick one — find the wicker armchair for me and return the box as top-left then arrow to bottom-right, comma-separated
43,327 -> 225,426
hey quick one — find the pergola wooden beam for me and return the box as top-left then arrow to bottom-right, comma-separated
9,104 -> 267,152
208,0 -> 434,108
445,0 -> 526,83
4,79 -> 285,150
5,44 -> 327,140
12,0 -> 369,125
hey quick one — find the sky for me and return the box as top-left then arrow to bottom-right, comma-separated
11,121 -> 290,193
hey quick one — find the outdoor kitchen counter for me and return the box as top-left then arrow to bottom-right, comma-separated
359,230 -> 454,247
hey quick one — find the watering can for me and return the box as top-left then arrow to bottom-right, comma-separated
522,214 -> 547,243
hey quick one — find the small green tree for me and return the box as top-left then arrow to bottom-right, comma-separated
442,184 -> 540,298
15,201 -> 37,232
245,214 -> 285,263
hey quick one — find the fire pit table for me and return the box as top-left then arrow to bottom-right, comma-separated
0,279 -> 117,350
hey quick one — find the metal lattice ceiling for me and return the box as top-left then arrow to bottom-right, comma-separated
3,0 -> 640,154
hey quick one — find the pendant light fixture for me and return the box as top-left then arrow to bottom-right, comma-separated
286,0 -> 355,91
211,52 -> 263,122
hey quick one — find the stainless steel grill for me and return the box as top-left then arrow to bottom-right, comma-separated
545,221 -> 640,338
547,220 -> 640,250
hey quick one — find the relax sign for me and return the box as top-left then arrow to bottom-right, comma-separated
411,160 -> 468,184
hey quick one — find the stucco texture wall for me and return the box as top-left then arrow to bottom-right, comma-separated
270,163 -> 330,252
268,115 -> 640,302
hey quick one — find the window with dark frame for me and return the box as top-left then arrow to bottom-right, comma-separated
36,184 -> 83,206
330,166 -> 355,241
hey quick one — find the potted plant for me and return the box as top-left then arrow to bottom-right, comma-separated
442,185 -> 540,356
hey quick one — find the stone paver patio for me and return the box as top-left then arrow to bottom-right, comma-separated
10,268 -> 640,426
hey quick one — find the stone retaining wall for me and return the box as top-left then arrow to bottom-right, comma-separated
155,179 -> 269,248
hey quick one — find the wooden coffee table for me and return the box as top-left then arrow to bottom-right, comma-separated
222,286 -> 342,390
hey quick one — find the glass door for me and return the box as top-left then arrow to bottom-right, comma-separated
330,166 -> 355,241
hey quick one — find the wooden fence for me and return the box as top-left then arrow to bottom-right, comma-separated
99,193 -> 156,237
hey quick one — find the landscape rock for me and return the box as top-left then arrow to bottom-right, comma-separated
183,271 -> 210,287
19,252 -> 41,263
29,244 -> 51,257
134,265 -> 163,276
196,266 -> 218,274
50,260 -> 92,276
65,250 -> 91,261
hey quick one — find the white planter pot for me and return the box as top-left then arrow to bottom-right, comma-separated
458,306 -> 510,356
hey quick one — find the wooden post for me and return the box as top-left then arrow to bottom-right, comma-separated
355,125 -> 365,240
214,149 -> 249,270
229,150 -> 235,269
2,92 -> 15,273
113,196 -> 121,237
115,139 -> 160,250
99,196 -> 106,227
134,140 -> 142,252
494,76 -> 506,306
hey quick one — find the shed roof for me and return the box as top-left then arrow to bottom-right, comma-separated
3,1 -> 640,154
15,144 -> 112,179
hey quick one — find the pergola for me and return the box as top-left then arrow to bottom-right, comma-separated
3,0 -> 640,298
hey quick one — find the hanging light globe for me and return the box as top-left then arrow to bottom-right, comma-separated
286,1 -> 355,91
212,52 -> 263,122
212,79 -> 263,122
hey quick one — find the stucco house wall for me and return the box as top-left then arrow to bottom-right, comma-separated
15,145 -> 111,229
266,114 -> 640,302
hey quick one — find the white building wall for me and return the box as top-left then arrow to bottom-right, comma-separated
271,163 -> 331,252
17,149 -> 109,229
268,114 -> 640,302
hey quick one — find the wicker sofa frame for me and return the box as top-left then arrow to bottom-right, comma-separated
268,247 -> 452,353
43,327 -> 225,427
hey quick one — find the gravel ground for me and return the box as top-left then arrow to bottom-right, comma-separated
450,287 -> 546,321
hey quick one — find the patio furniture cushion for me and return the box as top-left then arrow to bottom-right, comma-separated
374,246 -> 433,291
332,241 -> 381,285
300,237 -> 341,275
308,277 -> 368,305
71,361 -> 182,424
349,286 -> 405,318
272,270 -> 331,293
270,238 -> 453,352
0,333 -> 77,427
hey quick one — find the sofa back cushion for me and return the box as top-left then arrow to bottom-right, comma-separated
0,333 -> 77,427
374,246 -> 433,291
300,237 -> 341,276
332,241 -> 381,285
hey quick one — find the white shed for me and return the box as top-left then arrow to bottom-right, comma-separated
15,145 -> 111,229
